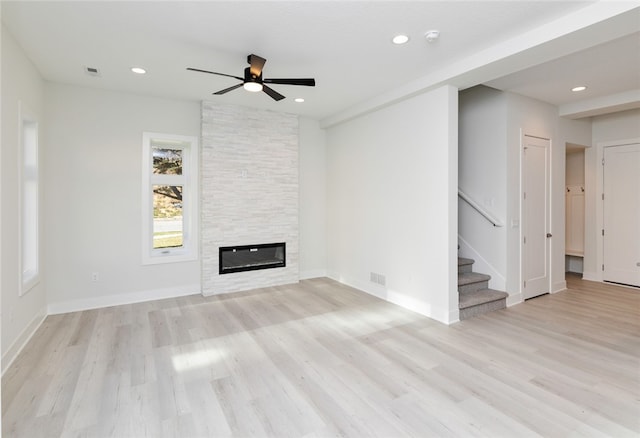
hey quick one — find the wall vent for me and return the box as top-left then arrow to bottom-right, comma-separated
84,66 -> 101,77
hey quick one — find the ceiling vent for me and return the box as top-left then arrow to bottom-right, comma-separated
84,66 -> 101,77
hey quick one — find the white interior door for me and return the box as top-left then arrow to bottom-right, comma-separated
522,135 -> 551,299
603,143 -> 640,287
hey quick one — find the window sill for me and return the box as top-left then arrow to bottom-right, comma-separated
142,251 -> 197,266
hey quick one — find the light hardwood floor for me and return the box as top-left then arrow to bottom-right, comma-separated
3,275 -> 639,437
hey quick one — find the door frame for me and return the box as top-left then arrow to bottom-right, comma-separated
590,138 -> 640,283
520,133 -> 552,299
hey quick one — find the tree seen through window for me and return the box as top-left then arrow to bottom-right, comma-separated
152,148 -> 184,249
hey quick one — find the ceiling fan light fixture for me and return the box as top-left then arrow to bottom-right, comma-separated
188,53 -> 315,101
243,82 -> 263,92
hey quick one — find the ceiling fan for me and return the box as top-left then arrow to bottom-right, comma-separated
187,54 -> 315,101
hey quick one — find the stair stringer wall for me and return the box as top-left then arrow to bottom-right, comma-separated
458,235 -> 505,288
458,86 -> 510,298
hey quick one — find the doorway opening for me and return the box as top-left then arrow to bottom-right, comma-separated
565,143 -> 587,277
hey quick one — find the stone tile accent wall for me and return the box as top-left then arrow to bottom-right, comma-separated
201,102 -> 299,295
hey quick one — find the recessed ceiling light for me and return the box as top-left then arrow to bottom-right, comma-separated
424,30 -> 440,43
571,86 -> 587,92
294,98 -> 305,103
392,34 -> 410,45
131,67 -> 146,74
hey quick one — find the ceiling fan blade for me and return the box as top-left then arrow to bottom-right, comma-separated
214,83 -> 244,95
248,54 -> 266,77
262,84 -> 285,101
187,67 -> 243,81
263,78 -> 316,87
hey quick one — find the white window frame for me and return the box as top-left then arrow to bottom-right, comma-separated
142,132 -> 199,265
19,102 -> 40,295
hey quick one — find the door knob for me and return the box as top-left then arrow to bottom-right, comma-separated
546,233 -> 552,238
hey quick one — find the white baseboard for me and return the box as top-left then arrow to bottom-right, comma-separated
582,271 -> 600,282
506,293 -> 523,307
577,274 -> 638,290
326,272 -> 455,325
299,269 -> 327,280
327,270 -> 385,300
447,309 -> 461,324
2,308 -> 47,376
47,284 -> 201,315
552,281 -> 567,294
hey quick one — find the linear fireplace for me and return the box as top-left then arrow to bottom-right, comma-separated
219,242 -> 286,274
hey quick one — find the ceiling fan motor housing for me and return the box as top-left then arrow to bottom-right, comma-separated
244,67 -> 262,84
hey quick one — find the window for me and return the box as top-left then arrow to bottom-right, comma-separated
20,104 -> 40,294
142,133 -> 198,264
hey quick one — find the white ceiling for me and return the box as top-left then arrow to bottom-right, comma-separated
486,31 -> 640,117
2,1 -> 639,123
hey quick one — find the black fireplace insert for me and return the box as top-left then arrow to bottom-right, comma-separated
219,242 -> 286,274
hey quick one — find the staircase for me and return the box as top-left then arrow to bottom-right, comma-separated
458,257 -> 508,320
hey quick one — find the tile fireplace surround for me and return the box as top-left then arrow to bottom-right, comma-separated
201,102 -> 299,295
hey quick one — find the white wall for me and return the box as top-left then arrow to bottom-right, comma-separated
299,117 -> 327,279
459,87 -> 593,301
584,108 -> 640,280
44,83 -> 201,313
1,25 -> 47,369
1,18 -> 3,382
506,92 -> 565,297
559,117 -> 592,149
1,14 -> 3,420
592,109 -> 640,144
509,95 -> 593,295
43,85 -> 327,311
566,151 -> 585,186
458,86 -> 507,291
326,86 -> 458,324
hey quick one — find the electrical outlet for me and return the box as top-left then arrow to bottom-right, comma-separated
91,272 -> 99,282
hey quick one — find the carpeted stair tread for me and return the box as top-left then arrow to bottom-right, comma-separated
456,254 -> 507,318
459,289 -> 508,310
458,272 -> 491,286
458,257 -> 475,274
